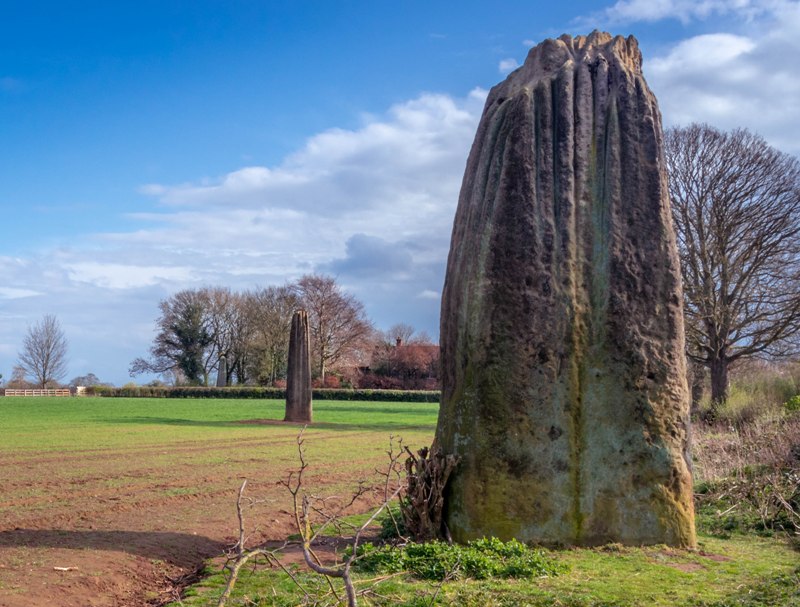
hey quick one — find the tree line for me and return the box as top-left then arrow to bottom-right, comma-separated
5,124 -> 799,408
128,273 -> 439,389
128,125 -> 800,405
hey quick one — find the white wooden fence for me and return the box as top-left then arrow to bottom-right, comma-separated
3,389 -> 71,397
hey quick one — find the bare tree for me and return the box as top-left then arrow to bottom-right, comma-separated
245,285 -> 299,385
18,314 -> 69,388
384,323 -> 416,346
665,124 -> 800,409
227,292 -> 257,385
381,323 -> 434,347
68,373 -> 104,388
294,274 -> 373,382
204,287 -> 255,385
6,365 -> 31,389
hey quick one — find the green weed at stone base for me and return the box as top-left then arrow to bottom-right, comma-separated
350,537 -> 565,581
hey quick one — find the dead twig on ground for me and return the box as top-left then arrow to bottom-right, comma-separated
218,427 -> 408,607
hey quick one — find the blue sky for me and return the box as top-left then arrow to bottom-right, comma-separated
2,1 -> 799,385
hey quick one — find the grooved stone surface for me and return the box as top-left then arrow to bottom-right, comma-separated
436,32 -> 695,547
285,310 -> 312,423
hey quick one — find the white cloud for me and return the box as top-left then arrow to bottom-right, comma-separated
65,262 -> 195,289
115,92 -> 487,351
652,32 -> 756,69
644,2 -> 800,154
122,90 -> 487,288
0,287 -> 41,299
499,58 -> 520,74
583,0 -> 770,25
568,0 -> 800,154
146,92 -> 484,215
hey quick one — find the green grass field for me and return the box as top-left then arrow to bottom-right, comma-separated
1,396 -> 439,452
1,396 -> 798,607
0,396 -> 441,605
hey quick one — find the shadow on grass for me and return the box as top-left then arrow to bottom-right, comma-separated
97,407 -> 438,433
98,416 -> 256,428
288,420 -> 436,433
317,403 -> 439,416
0,528 -> 225,568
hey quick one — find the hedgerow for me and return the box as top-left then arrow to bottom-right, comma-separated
88,385 -> 439,402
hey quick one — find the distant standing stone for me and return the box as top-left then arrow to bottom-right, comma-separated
216,356 -> 227,388
436,32 -> 695,547
285,310 -> 312,423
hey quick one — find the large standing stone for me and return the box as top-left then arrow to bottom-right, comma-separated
285,310 -> 312,423
436,32 -> 695,547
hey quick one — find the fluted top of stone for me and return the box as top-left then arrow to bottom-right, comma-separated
494,31 -> 643,101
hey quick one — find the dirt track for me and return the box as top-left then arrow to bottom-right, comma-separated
0,424 -> 397,606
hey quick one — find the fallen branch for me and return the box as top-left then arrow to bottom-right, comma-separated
217,479 -> 293,607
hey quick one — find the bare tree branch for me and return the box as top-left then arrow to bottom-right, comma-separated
294,274 -> 374,382
666,124 -> 800,410
220,429 -> 410,607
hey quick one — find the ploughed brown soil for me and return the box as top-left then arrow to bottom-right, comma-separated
0,423 -> 398,607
